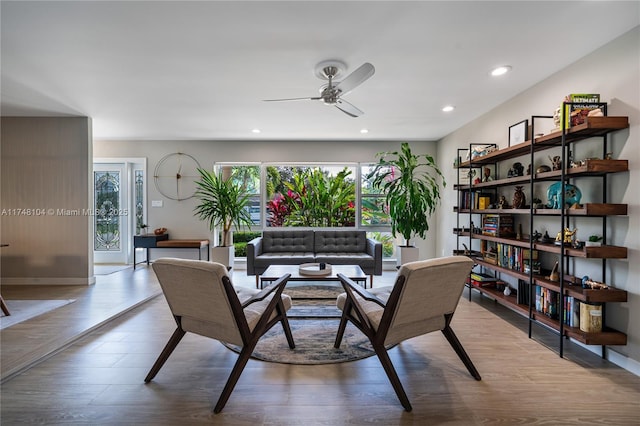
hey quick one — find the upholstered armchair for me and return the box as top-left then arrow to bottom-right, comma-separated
145,258 -> 295,413
334,256 -> 480,411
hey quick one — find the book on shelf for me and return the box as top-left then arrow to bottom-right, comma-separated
535,286 -> 560,320
470,272 -> 499,282
482,214 -> 514,237
561,93 -> 602,128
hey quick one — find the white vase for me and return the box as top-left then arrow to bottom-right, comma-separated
211,245 -> 234,268
397,245 -> 419,266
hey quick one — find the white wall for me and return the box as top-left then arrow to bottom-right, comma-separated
93,140 -> 441,261
436,27 -> 640,374
1,117 -> 94,285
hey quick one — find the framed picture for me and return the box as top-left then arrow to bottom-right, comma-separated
508,119 -> 528,146
458,167 -> 479,185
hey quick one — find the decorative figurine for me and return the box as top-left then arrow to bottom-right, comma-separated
482,167 -> 493,182
555,228 -> 578,246
531,230 -> 542,242
512,186 -> 526,209
546,182 -> 582,209
526,163 -> 532,175
536,164 -> 551,174
503,285 -> 511,296
498,195 -> 509,209
547,261 -> 560,282
507,162 -> 524,177
541,231 -> 555,244
581,276 -> 609,290
549,155 -> 562,171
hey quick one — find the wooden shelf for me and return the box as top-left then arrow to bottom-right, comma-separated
468,285 -> 627,346
455,232 -> 628,259
456,114 -> 630,352
470,257 -> 627,303
457,116 -> 629,167
454,159 -> 628,189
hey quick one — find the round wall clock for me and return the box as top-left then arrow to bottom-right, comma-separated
154,152 -> 202,201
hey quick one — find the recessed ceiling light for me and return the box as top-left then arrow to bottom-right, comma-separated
442,105 -> 455,112
491,65 -> 512,76
251,129 -> 261,134
360,128 -> 369,134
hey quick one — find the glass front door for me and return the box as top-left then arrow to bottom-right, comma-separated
93,160 -> 146,264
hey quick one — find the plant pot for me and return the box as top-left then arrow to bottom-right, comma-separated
585,241 -> 602,247
211,245 -> 234,268
397,245 -> 419,266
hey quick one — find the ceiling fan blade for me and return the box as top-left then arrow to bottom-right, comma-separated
334,62 -> 375,96
263,96 -> 322,102
335,99 -> 364,117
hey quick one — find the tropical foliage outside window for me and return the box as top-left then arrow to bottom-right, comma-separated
265,166 -> 356,227
218,163 -> 394,258
360,165 -> 391,227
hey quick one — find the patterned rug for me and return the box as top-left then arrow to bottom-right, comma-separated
223,318 -> 375,365
224,283 -> 377,364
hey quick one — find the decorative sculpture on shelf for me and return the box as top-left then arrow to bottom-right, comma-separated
549,155 -> 562,171
498,195 -> 509,209
581,276 -> 609,290
547,261 -> 560,282
541,231 -> 555,244
546,182 -> 582,209
555,228 -> 577,246
531,230 -> 542,242
512,186 -> 526,209
482,167 -> 493,182
507,162 -> 524,177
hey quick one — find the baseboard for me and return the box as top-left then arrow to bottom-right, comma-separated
1,277 -> 96,285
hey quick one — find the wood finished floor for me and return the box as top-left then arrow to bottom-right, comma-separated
1,266 -> 639,425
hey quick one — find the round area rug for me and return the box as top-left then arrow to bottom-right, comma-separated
223,319 -> 375,365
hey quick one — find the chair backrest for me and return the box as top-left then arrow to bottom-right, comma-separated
152,258 -> 244,345
382,256 -> 474,346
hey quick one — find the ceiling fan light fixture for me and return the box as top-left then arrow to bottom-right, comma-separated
491,65 -> 512,76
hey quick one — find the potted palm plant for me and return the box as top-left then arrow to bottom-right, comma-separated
367,142 -> 445,265
193,168 -> 253,267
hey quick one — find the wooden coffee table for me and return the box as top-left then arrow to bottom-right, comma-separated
259,264 -> 367,289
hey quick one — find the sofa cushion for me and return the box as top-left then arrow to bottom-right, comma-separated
262,230 -> 314,253
253,252 -> 315,268
314,230 -> 366,253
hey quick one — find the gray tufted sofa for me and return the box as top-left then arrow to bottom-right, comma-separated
246,230 -> 382,286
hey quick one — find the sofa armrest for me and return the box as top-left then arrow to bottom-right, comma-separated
246,237 -> 263,276
366,238 -> 383,275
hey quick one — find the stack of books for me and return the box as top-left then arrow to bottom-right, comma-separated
469,272 -> 499,287
482,214 -> 515,237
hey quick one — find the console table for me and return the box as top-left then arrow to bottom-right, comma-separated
133,234 -> 210,268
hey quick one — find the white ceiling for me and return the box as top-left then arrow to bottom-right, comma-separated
2,1 -> 638,141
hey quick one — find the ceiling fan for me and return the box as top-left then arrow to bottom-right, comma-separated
264,60 -> 375,117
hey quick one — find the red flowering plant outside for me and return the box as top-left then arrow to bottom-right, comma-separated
266,167 -> 355,227
265,193 -> 291,227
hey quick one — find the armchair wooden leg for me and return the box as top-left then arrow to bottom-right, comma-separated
277,301 -> 295,349
214,344 -> 254,413
374,343 -> 412,412
145,327 -> 186,382
334,300 -> 352,348
441,325 -> 481,381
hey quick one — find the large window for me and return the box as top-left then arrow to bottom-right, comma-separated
219,163 -> 394,258
265,165 -> 356,227
360,164 -> 391,227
